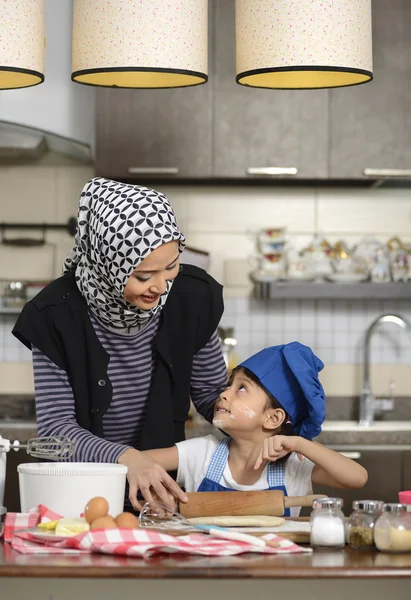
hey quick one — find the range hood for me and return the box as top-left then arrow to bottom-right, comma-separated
0,120 -> 91,165
0,0 -> 94,166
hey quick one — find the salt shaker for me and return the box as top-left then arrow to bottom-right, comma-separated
346,500 -> 384,550
310,497 -> 345,550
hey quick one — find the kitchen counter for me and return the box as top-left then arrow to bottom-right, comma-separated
0,542 -> 410,599
1,541 -> 411,579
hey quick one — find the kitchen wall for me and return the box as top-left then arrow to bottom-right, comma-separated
0,165 -> 410,397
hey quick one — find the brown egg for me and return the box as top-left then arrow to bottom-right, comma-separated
115,512 -> 140,529
84,497 -> 109,524
90,516 -> 118,530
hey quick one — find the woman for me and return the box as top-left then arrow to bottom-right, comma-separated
13,177 -> 228,510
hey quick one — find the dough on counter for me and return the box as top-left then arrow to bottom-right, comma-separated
188,515 -> 286,527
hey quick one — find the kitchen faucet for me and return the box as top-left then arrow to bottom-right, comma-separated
359,314 -> 411,427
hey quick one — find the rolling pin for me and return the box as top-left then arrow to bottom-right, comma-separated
179,491 -> 325,519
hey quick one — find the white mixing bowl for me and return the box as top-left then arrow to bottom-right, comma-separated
18,463 -> 128,517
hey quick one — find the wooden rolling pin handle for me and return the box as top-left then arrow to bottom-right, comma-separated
283,494 -> 327,509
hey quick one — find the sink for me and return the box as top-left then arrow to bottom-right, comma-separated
322,420 -> 411,432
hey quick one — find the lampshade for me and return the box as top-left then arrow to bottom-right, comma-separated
236,0 -> 373,89
72,0 -> 208,88
0,0 -> 45,90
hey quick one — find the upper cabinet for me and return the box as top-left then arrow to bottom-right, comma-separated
329,0 -> 411,179
96,85 -> 213,180
95,1 -> 214,180
96,0 -> 411,182
212,0 -> 329,180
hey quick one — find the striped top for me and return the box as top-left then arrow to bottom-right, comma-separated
32,311 -> 228,464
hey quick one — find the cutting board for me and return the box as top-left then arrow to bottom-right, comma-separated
161,517 -> 311,544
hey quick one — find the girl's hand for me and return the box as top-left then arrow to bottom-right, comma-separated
254,435 -> 302,470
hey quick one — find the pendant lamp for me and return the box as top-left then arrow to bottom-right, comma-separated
236,0 -> 373,89
0,0 -> 45,90
72,0 -> 208,88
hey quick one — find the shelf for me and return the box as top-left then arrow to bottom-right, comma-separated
253,282 -> 411,300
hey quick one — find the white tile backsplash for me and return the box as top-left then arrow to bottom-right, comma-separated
214,297 -> 411,367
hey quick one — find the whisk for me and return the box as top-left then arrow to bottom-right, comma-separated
139,501 -> 279,548
0,436 -> 75,460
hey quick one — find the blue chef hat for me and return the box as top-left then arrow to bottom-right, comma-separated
239,342 -> 325,440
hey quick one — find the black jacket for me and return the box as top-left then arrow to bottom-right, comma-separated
12,264 -> 224,450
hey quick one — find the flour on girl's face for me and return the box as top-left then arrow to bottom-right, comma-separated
212,418 -> 225,428
231,405 -> 256,419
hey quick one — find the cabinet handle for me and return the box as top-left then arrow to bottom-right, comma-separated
246,167 -> 298,177
339,451 -> 361,460
127,167 -> 179,175
363,168 -> 411,178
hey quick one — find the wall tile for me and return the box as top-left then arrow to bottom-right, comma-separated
250,314 -> 268,333
183,232 -> 254,283
297,331 -> 317,348
0,166 -> 57,222
183,186 -> 316,233
55,166 -> 94,221
317,188 -> 411,236
234,314 -> 250,333
0,245 -> 55,280
235,297 -> 250,315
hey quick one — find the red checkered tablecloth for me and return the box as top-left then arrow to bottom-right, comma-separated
2,506 -> 312,558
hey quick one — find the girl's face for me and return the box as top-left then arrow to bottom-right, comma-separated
123,241 -> 179,310
213,370 -> 285,434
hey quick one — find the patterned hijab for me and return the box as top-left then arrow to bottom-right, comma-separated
63,177 -> 186,329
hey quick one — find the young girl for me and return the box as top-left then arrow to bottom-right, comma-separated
144,342 -> 368,516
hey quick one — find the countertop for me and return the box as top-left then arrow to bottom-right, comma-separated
1,541 -> 411,579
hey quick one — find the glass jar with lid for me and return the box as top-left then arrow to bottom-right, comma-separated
310,497 -> 345,550
374,504 -> 411,553
346,500 -> 384,550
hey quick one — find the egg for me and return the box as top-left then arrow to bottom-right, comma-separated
90,516 -> 118,530
84,496 -> 109,524
115,512 -> 140,529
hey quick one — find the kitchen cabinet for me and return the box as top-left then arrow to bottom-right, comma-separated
329,0 -> 411,179
95,0 -> 328,182
95,4 -> 214,180
212,0 -> 329,179
96,86 -> 213,180
312,449 -> 406,515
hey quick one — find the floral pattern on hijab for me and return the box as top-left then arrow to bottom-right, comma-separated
63,177 -> 186,329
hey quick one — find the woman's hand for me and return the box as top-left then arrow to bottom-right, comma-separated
118,448 -> 187,511
254,435 -> 302,470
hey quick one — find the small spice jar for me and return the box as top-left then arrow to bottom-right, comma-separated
346,500 -> 384,550
310,497 -> 345,550
374,504 -> 411,553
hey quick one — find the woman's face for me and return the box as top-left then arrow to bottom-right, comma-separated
123,241 -> 180,310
